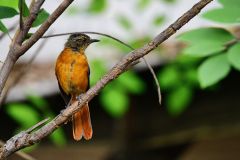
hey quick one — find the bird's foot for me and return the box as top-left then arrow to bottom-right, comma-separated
76,94 -> 84,105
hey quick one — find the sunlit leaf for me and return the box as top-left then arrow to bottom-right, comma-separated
32,9 -> 49,27
167,85 -> 192,116
0,6 -> 18,19
0,20 -> 8,33
178,28 -> 234,44
6,103 -> 40,127
198,54 -> 230,88
183,42 -> 224,57
88,0 -> 107,14
100,88 -> 128,118
202,8 -> 240,23
227,42 -> 240,71
218,0 -> 240,8
0,0 -> 18,9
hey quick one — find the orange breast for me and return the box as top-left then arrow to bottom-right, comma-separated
55,48 -> 89,96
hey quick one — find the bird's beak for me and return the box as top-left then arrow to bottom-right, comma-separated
90,39 -> 100,43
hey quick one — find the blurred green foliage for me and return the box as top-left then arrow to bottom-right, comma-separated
88,0 -> 107,14
90,59 -> 145,117
202,0 -> 240,23
158,55 -> 200,115
5,95 -> 67,149
158,0 -> 240,115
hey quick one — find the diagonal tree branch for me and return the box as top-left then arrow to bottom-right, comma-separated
0,140 -> 37,160
0,0 -> 213,159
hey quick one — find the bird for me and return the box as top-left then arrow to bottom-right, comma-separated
55,33 -> 99,141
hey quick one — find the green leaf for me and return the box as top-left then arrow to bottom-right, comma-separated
198,54 -> 231,88
153,15 -> 165,26
0,20 -> 8,33
202,8 -> 240,23
117,71 -> 145,94
117,15 -> 132,30
49,129 -> 67,146
0,0 -> 18,9
167,85 -> 192,116
158,66 -> 181,90
6,103 -> 40,127
32,9 -> 49,27
0,6 -> 18,19
178,28 -> 234,44
218,0 -> 240,8
100,88 -> 129,118
88,0 -> 107,14
27,95 -> 48,110
183,42 -> 224,57
227,42 -> 240,71
18,0 -> 30,17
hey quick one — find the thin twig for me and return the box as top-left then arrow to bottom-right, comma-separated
0,140 -> 37,160
142,58 -> 161,104
0,0 -> 213,159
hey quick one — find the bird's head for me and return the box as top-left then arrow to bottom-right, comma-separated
65,33 -> 99,52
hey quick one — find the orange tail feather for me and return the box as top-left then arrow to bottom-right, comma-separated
72,104 -> 92,141
72,111 -> 83,141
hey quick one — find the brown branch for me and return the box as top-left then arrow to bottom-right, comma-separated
0,0 -> 213,159
0,0 -> 73,99
0,140 -> 37,160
